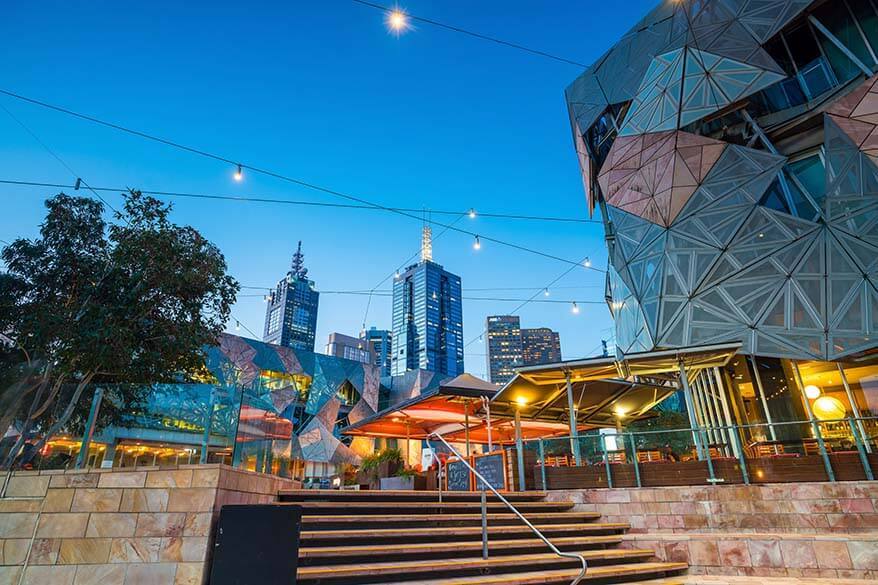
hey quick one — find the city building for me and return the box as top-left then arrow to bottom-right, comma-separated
485,316 -> 562,384
565,0 -> 878,440
325,332 -> 373,364
391,226 -> 464,377
361,327 -> 393,377
485,316 -> 523,384
263,241 -> 319,352
521,327 -> 562,366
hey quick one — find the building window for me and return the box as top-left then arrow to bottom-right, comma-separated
267,307 -> 281,334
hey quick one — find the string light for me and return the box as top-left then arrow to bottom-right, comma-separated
468,208 -> 476,219
473,235 -> 481,250
386,8 -> 409,34
235,320 -> 241,331
584,257 -> 591,268
234,164 -> 243,182
544,288 -> 550,297
571,302 -> 580,314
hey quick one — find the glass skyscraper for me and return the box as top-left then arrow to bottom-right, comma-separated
485,315 -> 562,384
391,229 -> 464,377
263,242 -> 319,352
361,327 -> 393,377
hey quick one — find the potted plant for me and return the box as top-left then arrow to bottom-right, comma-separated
357,448 -> 404,489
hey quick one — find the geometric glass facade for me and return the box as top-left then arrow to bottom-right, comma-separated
391,260 -> 464,377
568,0 -> 878,364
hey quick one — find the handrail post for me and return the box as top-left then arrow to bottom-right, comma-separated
628,433 -> 641,488
538,438 -> 547,490
729,424 -> 750,485
481,488 -> 489,559
600,434 -> 613,489
701,428 -> 716,485
426,433 -> 588,585
850,416 -> 874,481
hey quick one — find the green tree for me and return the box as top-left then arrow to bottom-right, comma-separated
0,191 -> 238,465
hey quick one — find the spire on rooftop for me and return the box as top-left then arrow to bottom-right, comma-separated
291,241 -> 308,279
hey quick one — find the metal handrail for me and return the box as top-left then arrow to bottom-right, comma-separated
427,431 -> 588,585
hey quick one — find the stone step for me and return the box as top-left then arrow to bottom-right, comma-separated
290,500 -> 575,516
299,522 -> 630,546
360,562 -> 689,584
279,489 -> 548,503
298,535 -> 623,564
297,549 -> 657,583
301,511 -> 601,529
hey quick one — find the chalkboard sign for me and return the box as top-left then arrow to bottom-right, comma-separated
473,451 -> 508,492
445,458 -> 471,491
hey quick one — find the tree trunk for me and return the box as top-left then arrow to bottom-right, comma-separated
1,372 -> 52,469
29,372 -> 95,457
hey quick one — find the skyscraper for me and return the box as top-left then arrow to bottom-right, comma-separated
263,241 -> 319,352
361,327 -> 393,377
485,316 -> 562,384
521,327 -> 562,366
391,227 -> 464,377
485,316 -> 522,385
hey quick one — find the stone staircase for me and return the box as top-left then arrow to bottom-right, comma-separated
277,489 -> 687,584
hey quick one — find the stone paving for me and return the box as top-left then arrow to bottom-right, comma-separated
639,577 -> 876,584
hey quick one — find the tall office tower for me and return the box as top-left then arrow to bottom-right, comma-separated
361,327 -> 393,377
263,241 -> 320,351
485,315 -> 523,385
325,332 -> 373,364
521,327 -> 562,366
391,227 -> 464,377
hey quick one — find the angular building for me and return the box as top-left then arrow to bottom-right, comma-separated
521,327 -> 562,366
325,332 -> 372,364
485,316 -> 562,384
361,327 -> 393,377
566,0 -> 878,434
263,241 -> 319,352
391,227 -> 464,377
485,316 -> 523,384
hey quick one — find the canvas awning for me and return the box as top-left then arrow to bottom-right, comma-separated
341,373 -> 573,444
491,343 -> 742,426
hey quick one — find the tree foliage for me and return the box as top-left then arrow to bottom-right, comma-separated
0,191 -> 238,464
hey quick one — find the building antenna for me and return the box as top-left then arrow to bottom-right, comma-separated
421,208 -> 433,262
291,240 -> 308,279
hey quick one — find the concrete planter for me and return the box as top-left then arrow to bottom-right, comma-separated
380,476 -> 415,490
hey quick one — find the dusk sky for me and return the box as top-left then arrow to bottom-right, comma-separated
1,0 -> 656,379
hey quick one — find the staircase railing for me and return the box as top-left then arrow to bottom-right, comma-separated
426,431 -> 588,585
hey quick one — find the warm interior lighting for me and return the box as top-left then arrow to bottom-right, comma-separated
515,396 -> 528,406
804,384 -> 822,399
812,396 -> 846,421
613,406 -> 627,418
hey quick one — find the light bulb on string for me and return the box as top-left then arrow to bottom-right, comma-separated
473,235 -> 481,250
234,164 -> 243,182
479,334 -> 484,343
544,288 -> 550,297
468,208 -> 476,219
386,8 -> 409,34
235,320 -> 241,331
584,257 -> 592,268
571,302 -> 580,314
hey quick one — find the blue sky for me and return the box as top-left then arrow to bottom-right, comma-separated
1,0 -> 656,378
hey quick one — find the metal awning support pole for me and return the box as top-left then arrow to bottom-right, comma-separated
678,360 -> 705,461
464,401 -> 471,459
483,396 -> 494,452
713,367 -> 739,459
749,355 -> 777,441
565,372 -> 582,466
838,363 -> 871,453
538,439 -> 547,490
514,408 -> 526,492
75,387 -> 105,469
793,362 -> 835,482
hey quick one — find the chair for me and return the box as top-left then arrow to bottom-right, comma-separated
605,451 -> 626,464
802,438 -> 831,456
752,442 -> 784,457
545,455 -> 570,467
636,450 -> 664,463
